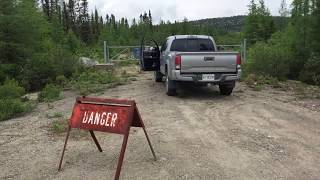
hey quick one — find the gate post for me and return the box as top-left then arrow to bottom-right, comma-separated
243,39 -> 247,62
104,41 -> 109,63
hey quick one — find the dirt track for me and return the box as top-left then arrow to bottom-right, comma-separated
1,71 -> 320,180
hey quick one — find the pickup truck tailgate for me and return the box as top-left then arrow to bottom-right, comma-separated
179,52 -> 238,73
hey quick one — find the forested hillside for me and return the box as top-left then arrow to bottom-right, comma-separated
190,15 -> 288,32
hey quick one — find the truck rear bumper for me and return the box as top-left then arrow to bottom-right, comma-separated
171,70 -> 241,83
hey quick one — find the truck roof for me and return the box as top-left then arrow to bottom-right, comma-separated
167,35 -> 212,40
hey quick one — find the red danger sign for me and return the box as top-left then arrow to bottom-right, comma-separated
58,97 -> 156,180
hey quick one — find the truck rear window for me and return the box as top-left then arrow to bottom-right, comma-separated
170,39 -> 215,52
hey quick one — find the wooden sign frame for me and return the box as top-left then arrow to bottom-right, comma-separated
58,97 -> 157,180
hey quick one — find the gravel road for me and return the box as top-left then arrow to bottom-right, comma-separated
1,71 -> 320,180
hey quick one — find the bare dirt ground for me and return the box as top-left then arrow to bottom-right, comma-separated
1,69 -> 320,180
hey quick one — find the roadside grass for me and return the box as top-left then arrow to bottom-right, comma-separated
70,61 -> 140,96
47,117 -> 89,138
46,112 -> 64,119
70,69 -> 123,96
120,70 -> 138,79
50,118 -> 69,134
288,81 -> 320,99
243,74 -> 282,91
243,73 -> 320,99
49,117 -> 88,137
113,60 -> 139,67
0,99 -> 33,121
38,84 -> 63,102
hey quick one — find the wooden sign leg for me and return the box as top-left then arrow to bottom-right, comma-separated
58,125 -> 71,171
114,132 -> 130,180
133,105 -> 157,161
89,130 -> 103,152
142,126 -> 157,161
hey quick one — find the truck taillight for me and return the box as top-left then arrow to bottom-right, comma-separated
236,54 -> 242,65
236,54 -> 241,70
175,55 -> 181,70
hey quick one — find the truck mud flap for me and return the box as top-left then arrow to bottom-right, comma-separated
140,38 -> 160,71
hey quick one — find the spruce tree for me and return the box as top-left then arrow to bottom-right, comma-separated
79,0 -> 91,44
311,0 -> 320,53
279,0 -> 289,31
148,10 -> 153,30
244,0 -> 275,45
62,2 -> 69,32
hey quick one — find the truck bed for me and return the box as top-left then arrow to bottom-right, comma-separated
178,52 -> 238,74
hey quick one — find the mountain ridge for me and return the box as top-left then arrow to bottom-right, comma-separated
189,15 -> 288,32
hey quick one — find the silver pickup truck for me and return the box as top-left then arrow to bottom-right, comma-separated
140,35 -> 241,96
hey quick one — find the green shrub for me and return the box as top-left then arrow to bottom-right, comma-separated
22,46 -> 79,91
253,84 -> 263,91
71,70 -> 120,95
38,84 -> 62,102
244,42 -> 291,80
55,75 -> 68,88
0,79 -> 25,99
0,99 -> 31,121
244,31 -> 294,80
0,79 -> 31,121
300,54 -> 320,85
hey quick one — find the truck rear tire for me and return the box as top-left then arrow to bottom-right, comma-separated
165,74 -> 177,96
154,70 -> 163,82
219,85 -> 234,96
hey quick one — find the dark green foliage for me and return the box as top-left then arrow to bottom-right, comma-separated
55,75 -> 68,88
300,54 -> 320,85
0,0 -> 82,91
0,79 -> 30,121
38,84 -> 62,102
311,0 -> 320,53
0,0 -> 49,82
0,79 -> 25,99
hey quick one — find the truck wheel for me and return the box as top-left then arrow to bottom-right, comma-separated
165,74 -> 177,96
219,85 -> 234,96
154,70 -> 163,82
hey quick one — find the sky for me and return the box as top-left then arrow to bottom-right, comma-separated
86,0 -> 293,24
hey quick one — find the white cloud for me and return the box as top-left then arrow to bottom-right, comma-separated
85,0 -> 293,23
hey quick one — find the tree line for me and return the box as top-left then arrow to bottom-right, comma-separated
244,0 -> 320,85
0,0 -> 241,92
1,0 -> 319,93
